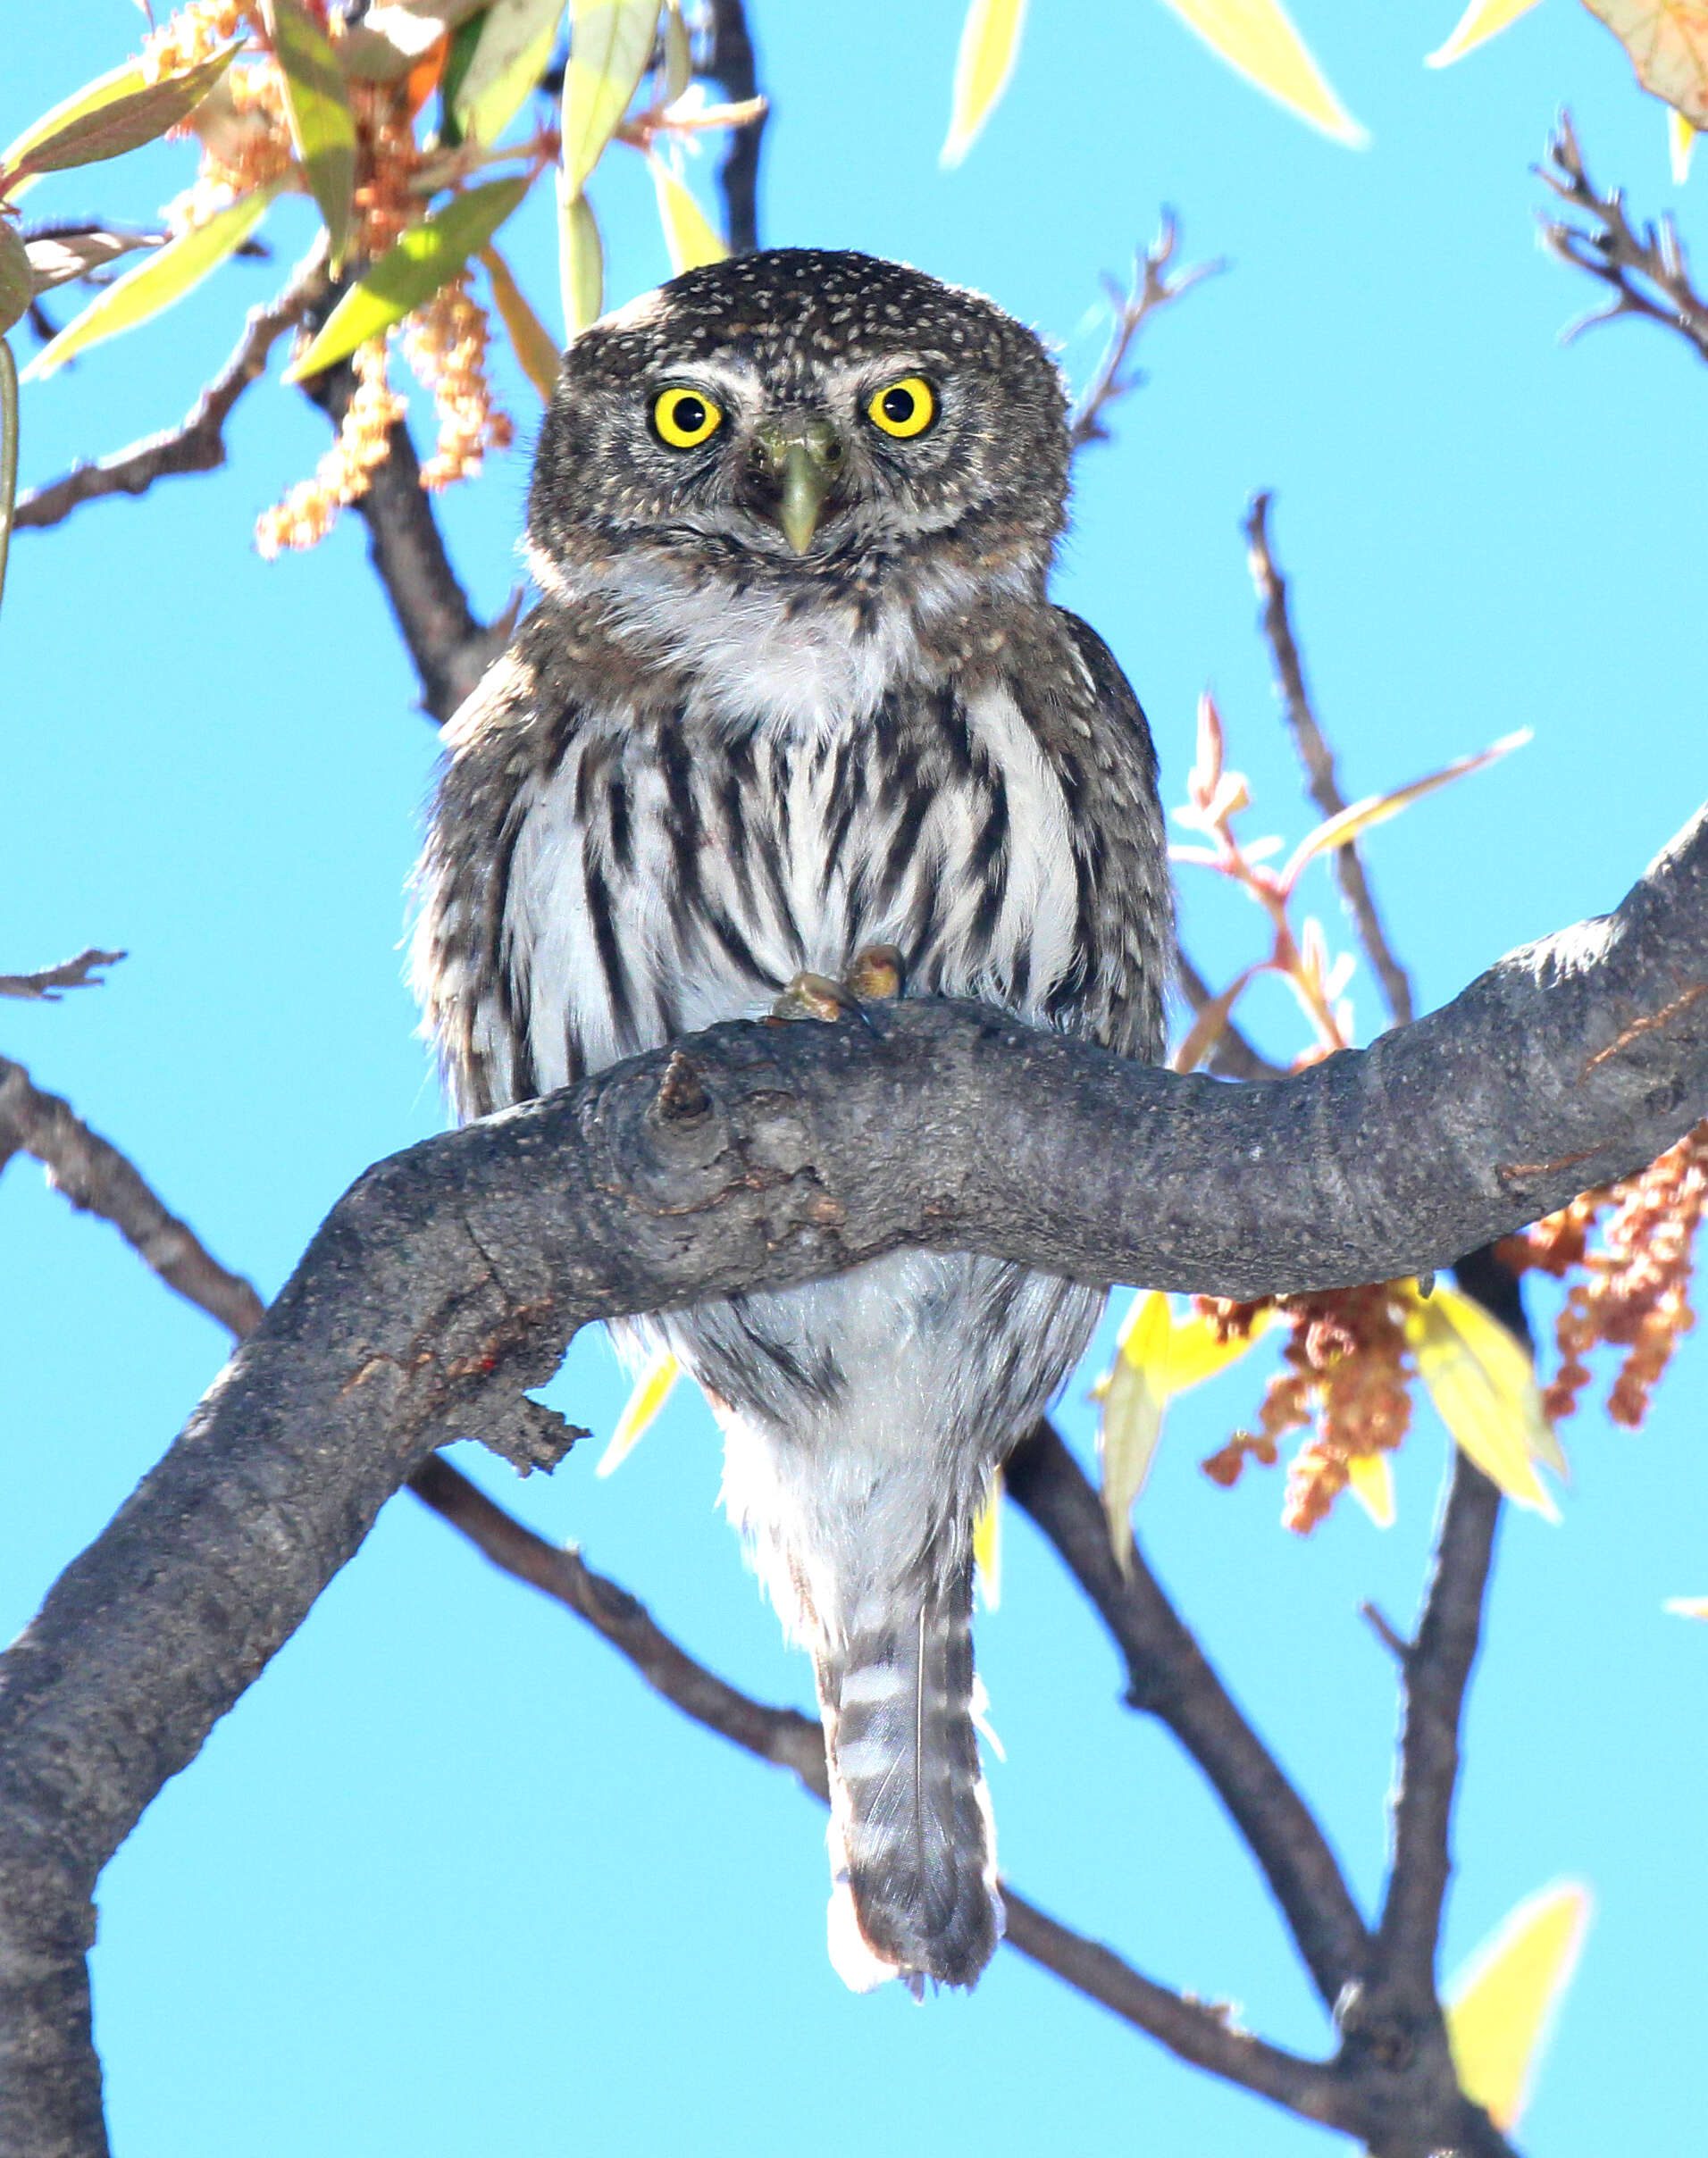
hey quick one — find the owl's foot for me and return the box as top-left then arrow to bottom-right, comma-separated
769,944 -> 906,1025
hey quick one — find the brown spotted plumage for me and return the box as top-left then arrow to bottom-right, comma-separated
414,249 -> 1171,1992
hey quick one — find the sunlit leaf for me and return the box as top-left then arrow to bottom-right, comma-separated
974,1471 -> 1002,1610
1170,962 -> 1260,1074
662,0 -> 694,104
21,181 -> 282,382
1346,1448 -> 1396,1526
1426,0 -> 1546,66
1281,729 -> 1530,891
481,242 -> 561,399
283,174 -> 530,382
1445,1882 -> 1592,2129
557,172 -> 604,334
1402,1281 -> 1563,1518
562,0 -> 662,197
1159,0 -> 1369,146
24,225 -> 157,293
597,1346 -> 681,1476
0,222 -> 32,338
1,46 -> 238,190
1663,1593 -> 1708,1616
269,0 -> 357,263
1582,0 -> 1708,128
649,154 -> 727,272
455,0 -> 566,144
941,0 -> 1029,168
1669,101 -> 1698,176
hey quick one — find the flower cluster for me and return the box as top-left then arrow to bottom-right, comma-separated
140,0 -> 253,82
403,272 -> 515,489
254,336 -> 406,556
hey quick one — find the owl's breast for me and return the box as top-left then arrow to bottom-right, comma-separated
499,671 -> 1089,1092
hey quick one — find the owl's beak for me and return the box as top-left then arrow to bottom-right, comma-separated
751,416 -> 843,555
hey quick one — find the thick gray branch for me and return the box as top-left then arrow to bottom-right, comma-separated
0,800 -> 1704,2150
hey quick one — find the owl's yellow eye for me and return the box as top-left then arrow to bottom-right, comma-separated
867,376 -> 936,439
652,386 -> 724,448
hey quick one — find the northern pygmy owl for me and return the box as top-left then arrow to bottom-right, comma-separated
414,248 -> 1171,1994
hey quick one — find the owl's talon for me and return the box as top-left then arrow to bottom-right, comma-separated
769,971 -> 859,1025
844,942 -> 905,1002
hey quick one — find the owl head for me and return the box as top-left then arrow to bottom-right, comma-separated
527,248 -> 1069,599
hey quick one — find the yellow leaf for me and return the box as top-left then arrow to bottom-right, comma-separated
974,1471 -> 1002,1610
1402,1282 -> 1563,1519
1426,0 -> 1547,67
562,0 -> 661,197
1582,0 -> 1708,129
1445,1882 -> 1592,2130
1346,1449 -> 1396,1526
454,0 -> 566,145
1158,0 -> 1369,146
1161,1303 -> 1270,1389
283,174 -> 530,382
941,0 -> 1029,169
1099,1292 -> 1171,1566
481,242 -> 561,401
21,182 -> 282,383
598,1346 -> 681,1476
269,0 -> 357,262
1670,101 -> 1698,177
649,154 -> 728,273
1281,729 -> 1530,892
1663,1593 -> 1708,1616
557,173 -> 604,336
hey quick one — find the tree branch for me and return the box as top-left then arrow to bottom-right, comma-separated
0,1057 -> 264,1338
701,0 -> 767,255
1538,113 -> 1708,364
1004,1424 -> 1370,2007
0,799 -> 1703,2148
0,950 -> 124,1003
1068,213 -> 1223,454
1243,490 -> 1416,1028
12,264 -> 322,533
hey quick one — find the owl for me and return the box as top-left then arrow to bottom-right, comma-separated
414,248 -> 1171,1994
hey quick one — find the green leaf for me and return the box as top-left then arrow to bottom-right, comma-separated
941,0 -> 1029,169
268,0 -> 357,263
481,242 -> 561,400
1,47 -> 239,189
455,0 -> 566,144
562,0 -> 662,197
1445,1882 -> 1591,2130
1425,0 -> 1546,67
283,174 -> 531,382
1159,0 -> 1369,146
649,154 -> 726,273
0,222 -> 32,338
21,181 -> 283,383
662,0 -> 693,104
557,175 -> 604,335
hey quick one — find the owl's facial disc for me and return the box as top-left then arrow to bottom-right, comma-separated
748,414 -> 844,555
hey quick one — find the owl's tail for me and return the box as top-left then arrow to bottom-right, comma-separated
816,1560 -> 1002,1994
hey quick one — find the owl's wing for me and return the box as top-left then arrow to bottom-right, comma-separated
1034,607 -> 1174,1063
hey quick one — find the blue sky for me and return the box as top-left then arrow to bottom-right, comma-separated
4,3 -> 1706,2152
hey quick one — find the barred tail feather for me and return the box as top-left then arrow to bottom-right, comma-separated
817,1561 -> 1002,1993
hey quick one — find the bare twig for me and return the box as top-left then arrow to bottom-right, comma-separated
1004,1422 -> 1372,2010
0,949 -> 125,1002
12,262 -> 323,532
0,1057 -> 264,1338
1243,491 -> 1416,1029
700,0 -> 768,255
1068,213 -> 1223,453
1538,113 -> 1708,364
410,1452 -> 1345,2125
1175,947 -> 1288,1081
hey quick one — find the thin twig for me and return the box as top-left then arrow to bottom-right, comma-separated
1176,947 -> 1288,1082
701,0 -> 767,255
0,1056 -> 264,1338
0,949 -> 125,1002
12,260 -> 324,531
1003,1422 -> 1372,2010
1068,213 -> 1223,454
1243,491 -> 1416,1029
1538,113 -> 1708,364
408,1451 -> 1347,2122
